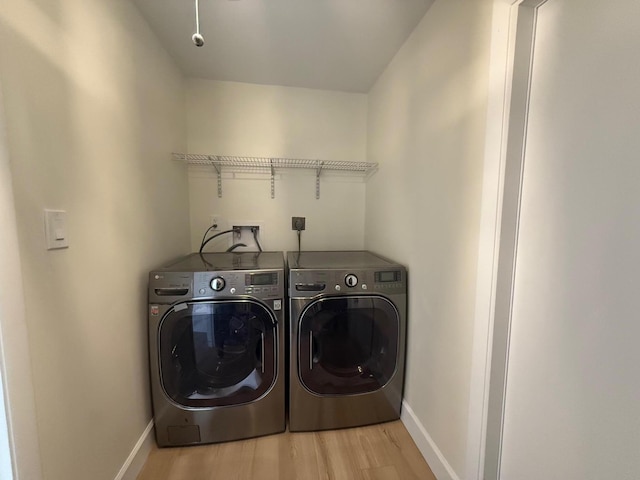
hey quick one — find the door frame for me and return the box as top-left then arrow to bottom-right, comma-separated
466,1 -> 549,479
0,83 -> 43,479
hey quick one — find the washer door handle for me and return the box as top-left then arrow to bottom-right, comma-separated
260,332 -> 265,374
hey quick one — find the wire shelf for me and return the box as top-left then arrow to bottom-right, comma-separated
173,153 -> 378,199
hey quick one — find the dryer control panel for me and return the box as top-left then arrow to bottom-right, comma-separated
290,268 -> 406,297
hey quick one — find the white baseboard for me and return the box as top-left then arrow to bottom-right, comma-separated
401,400 -> 461,480
114,420 -> 155,480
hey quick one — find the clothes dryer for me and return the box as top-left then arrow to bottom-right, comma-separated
287,251 -> 407,431
148,252 -> 285,446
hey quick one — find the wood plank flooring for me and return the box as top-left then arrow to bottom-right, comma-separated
137,420 -> 436,480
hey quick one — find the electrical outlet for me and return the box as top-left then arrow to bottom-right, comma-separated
292,217 -> 306,231
209,214 -> 222,231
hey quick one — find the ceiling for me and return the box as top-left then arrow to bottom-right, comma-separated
132,0 -> 434,93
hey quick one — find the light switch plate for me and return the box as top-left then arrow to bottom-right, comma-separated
44,209 -> 69,250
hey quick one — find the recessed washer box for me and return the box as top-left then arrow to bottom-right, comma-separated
230,221 -> 264,251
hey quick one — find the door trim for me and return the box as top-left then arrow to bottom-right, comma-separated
466,1 -> 550,479
0,81 -> 43,480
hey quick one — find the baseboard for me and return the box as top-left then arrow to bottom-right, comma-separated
114,420 -> 154,480
401,400 -> 461,480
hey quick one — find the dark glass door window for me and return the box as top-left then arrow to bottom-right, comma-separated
159,300 -> 276,408
298,296 -> 399,395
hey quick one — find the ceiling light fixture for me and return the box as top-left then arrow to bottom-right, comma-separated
192,0 -> 205,47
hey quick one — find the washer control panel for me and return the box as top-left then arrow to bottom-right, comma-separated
194,270 -> 283,299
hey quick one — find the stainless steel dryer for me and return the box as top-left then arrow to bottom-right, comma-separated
148,252 -> 285,446
287,251 -> 407,432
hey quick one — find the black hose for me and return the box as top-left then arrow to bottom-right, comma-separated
252,227 -> 263,252
199,228 -> 237,253
226,243 -> 246,252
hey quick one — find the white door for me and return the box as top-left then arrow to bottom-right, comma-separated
499,0 -> 640,478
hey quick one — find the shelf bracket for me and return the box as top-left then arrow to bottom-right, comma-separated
270,159 -> 275,199
315,160 -> 324,199
209,156 -> 222,198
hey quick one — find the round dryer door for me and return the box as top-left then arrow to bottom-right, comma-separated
158,299 -> 277,408
298,296 -> 399,395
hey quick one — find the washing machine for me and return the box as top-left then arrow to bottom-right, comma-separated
287,250 -> 407,432
148,252 -> 285,446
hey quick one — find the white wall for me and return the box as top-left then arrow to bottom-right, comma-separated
186,79 -> 367,252
0,1 -> 190,479
365,0 -> 493,477
500,0 -> 640,478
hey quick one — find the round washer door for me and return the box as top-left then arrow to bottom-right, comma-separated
158,299 -> 277,408
298,295 -> 399,395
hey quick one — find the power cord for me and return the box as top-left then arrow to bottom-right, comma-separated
199,222 -> 218,250
292,217 -> 305,257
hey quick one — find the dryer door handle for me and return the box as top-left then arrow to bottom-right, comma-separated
296,283 -> 326,292
309,331 -> 314,371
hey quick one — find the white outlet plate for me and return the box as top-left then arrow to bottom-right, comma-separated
209,214 -> 222,231
44,209 -> 69,250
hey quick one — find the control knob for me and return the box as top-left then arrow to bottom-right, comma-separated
210,276 -> 225,292
345,274 -> 358,288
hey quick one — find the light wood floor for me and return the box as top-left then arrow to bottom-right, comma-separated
137,420 -> 436,480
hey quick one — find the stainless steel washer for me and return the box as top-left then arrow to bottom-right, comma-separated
148,252 -> 285,446
288,251 -> 407,432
